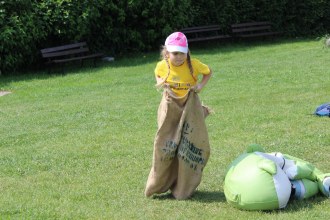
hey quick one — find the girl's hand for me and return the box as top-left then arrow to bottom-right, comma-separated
155,76 -> 168,89
155,81 -> 169,89
193,70 -> 212,93
163,83 -> 170,89
193,84 -> 203,93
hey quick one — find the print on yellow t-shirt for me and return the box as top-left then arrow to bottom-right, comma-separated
155,58 -> 211,97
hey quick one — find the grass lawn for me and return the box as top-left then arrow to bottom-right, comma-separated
0,38 -> 329,219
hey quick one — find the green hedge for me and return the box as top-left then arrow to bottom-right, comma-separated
0,1 -> 46,74
1,0 -> 329,75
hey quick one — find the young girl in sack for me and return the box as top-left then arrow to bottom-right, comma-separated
145,32 -> 212,199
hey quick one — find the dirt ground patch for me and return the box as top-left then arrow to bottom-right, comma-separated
0,91 -> 11,96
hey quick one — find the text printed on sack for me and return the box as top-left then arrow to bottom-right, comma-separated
161,121 -> 206,171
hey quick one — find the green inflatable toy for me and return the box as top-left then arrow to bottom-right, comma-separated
224,144 -> 330,210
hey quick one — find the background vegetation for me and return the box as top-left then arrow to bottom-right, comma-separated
1,0 -> 330,74
0,38 -> 329,219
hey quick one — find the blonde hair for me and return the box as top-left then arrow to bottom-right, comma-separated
160,46 -> 196,83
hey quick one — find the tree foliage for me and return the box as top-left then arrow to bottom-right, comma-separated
0,0 -> 329,74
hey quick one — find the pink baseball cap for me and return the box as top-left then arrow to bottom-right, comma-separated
165,32 -> 188,53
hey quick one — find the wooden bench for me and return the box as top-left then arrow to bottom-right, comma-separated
180,25 -> 231,42
231,21 -> 281,38
40,42 -> 104,66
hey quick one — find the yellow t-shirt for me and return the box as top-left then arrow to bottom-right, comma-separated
155,58 -> 211,97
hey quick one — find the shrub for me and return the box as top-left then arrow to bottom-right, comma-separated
0,0 -> 329,75
0,0 -> 46,73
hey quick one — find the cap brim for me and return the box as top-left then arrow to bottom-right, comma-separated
166,45 -> 188,53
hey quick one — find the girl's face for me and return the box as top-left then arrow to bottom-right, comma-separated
168,51 -> 187,66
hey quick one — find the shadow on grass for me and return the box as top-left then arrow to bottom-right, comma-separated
0,37 -> 321,88
152,191 -> 328,212
247,196 -> 328,214
0,53 -> 158,88
191,190 -> 226,203
151,190 -> 226,203
151,192 -> 175,200
277,196 -> 328,213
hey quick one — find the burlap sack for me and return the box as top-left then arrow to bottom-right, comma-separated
145,90 -> 211,199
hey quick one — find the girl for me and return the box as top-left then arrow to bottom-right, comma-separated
155,32 -> 212,100
145,32 -> 212,199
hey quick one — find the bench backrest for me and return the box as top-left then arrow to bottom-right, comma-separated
41,42 -> 89,58
181,25 -> 220,34
231,21 -> 272,33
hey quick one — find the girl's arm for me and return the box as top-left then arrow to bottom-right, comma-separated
155,75 -> 163,85
194,67 -> 212,93
155,75 -> 169,89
